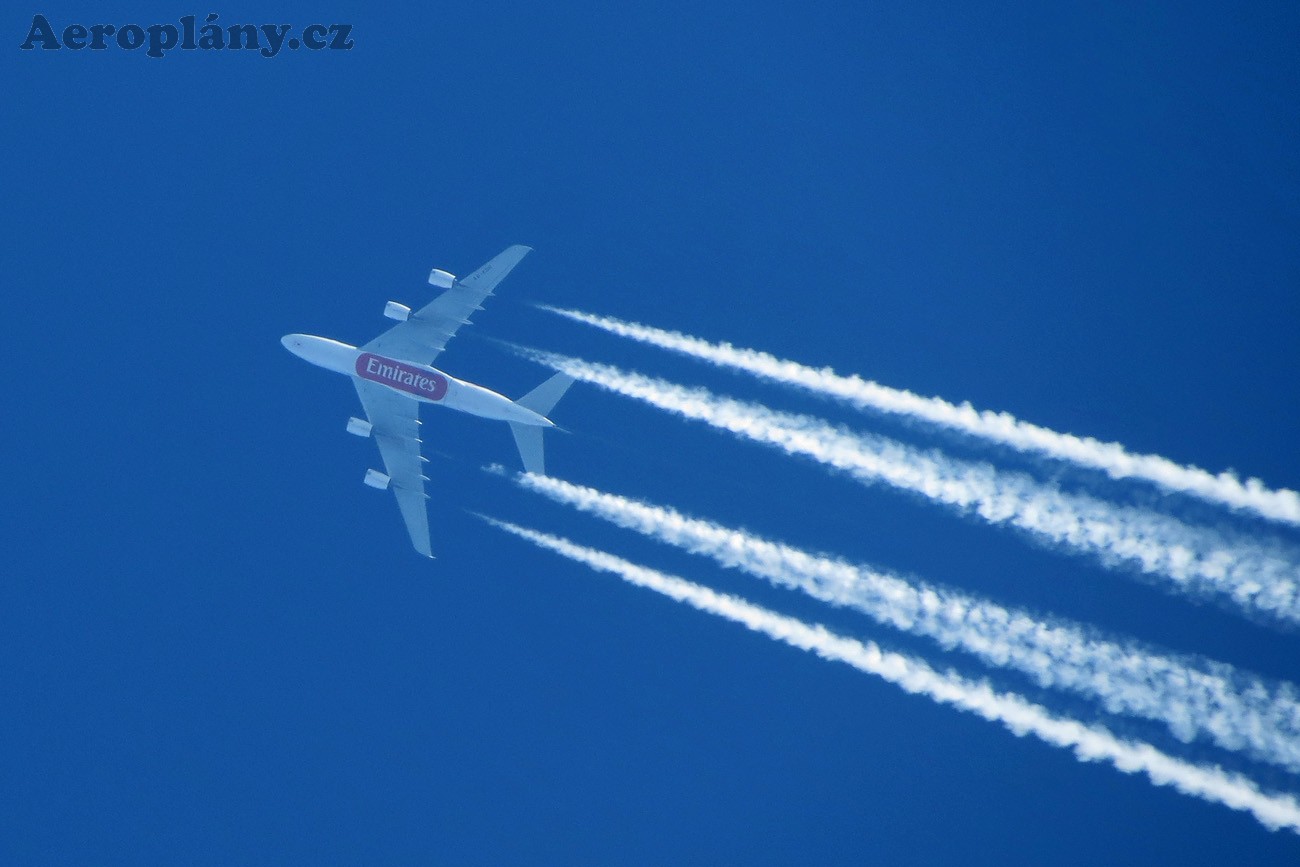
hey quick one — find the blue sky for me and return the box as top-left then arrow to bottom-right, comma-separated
4,2 -> 1299,863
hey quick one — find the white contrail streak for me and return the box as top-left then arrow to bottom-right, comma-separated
505,470 -> 1300,774
509,346 -> 1300,626
539,306 -> 1300,527
478,516 -> 1300,834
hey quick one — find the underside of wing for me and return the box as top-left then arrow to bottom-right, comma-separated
363,245 -> 532,367
353,379 -> 433,557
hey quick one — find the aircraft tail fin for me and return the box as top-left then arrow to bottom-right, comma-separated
509,373 -> 575,475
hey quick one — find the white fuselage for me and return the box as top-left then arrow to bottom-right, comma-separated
281,334 -> 553,427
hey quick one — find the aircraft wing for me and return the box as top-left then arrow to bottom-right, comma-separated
352,378 -> 433,558
362,245 -> 532,367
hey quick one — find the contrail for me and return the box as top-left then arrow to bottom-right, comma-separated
477,516 -> 1300,834
539,306 -> 1300,527
508,346 -> 1300,626
503,470 -> 1300,774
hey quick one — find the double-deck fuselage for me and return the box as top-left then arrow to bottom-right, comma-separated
281,334 -> 553,427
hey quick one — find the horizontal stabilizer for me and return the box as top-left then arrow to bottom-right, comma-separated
510,423 -> 545,475
515,372 -> 575,418
508,372 -> 575,475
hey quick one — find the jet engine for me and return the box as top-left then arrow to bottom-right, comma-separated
384,301 -> 411,321
346,417 -> 372,438
363,469 -> 391,490
428,268 -> 456,289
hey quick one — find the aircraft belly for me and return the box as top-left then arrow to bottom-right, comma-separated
354,352 -> 449,403
351,351 -> 547,424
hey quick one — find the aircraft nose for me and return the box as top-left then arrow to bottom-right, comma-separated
281,334 -> 313,361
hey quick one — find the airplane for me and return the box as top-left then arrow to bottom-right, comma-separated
281,245 -> 572,558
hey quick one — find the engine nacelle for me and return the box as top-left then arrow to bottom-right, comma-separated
363,469 -> 391,490
384,301 -> 411,322
346,417 -> 373,438
428,268 -> 456,289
